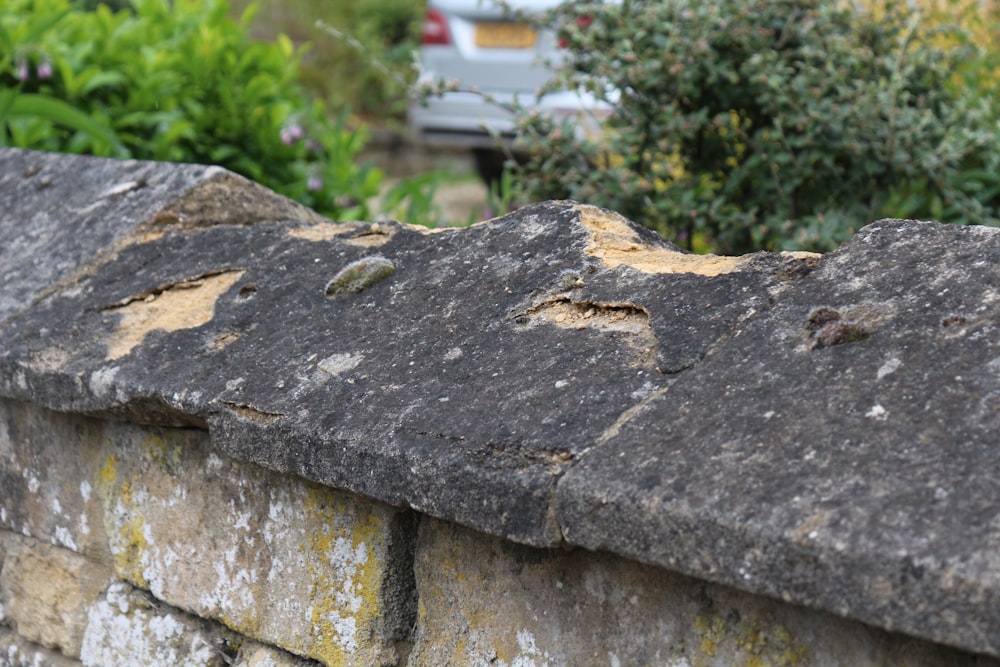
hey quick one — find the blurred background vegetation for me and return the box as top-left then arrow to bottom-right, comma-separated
230,0 -> 422,128
2,0 -> 999,252
513,0 -> 1000,253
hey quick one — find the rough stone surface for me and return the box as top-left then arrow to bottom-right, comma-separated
79,582 -> 236,667
233,641 -> 323,667
556,219 -> 1000,656
0,149 -> 817,546
0,398 -> 415,667
0,627 -> 82,667
410,518 -> 1000,667
92,419 -> 415,667
0,532 -> 110,658
0,400 -> 112,562
0,149 -> 322,326
3,148 -> 1000,659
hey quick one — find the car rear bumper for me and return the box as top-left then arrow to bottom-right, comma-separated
409,91 -> 519,148
409,89 -> 610,150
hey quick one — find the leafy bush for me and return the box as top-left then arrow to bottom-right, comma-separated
234,0 -> 422,125
1,0 -> 382,218
508,0 -> 1000,253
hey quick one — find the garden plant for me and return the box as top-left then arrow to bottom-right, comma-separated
0,0 -> 385,219
500,0 -> 1000,253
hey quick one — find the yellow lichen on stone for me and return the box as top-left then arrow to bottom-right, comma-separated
691,615 -> 810,667
140,434 -> 181,471
695,615 -> 728,657
114,486 -> 149,589
96,453 -> 117,496
95,454 -> 150,588
301,485 -> 387,666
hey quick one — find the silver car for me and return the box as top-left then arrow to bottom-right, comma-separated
409,0 -> 601,183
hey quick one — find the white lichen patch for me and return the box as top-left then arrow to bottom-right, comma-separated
24,471 -> 40,494
81,583 -> 220,667
506,629 -> 554,667
865,403 -> 889,421
877,357 -> 903,380
318,353 -> 364,377
89,366 -> 120,398
54,525 -> 78,550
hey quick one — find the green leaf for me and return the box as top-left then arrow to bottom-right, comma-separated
79,70 -> 129,96
9,94 -> 128,157
23,8 -> 72,44
0,22 -> 13,55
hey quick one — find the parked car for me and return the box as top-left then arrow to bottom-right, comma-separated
409,0 -> 606,185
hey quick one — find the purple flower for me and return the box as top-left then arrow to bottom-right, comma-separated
307,175 -> 323,192
37,60 -> 53,80
15,59 -> 29,82
280,122 -> 305,146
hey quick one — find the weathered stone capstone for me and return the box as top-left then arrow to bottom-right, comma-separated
2,147 -> 1000,665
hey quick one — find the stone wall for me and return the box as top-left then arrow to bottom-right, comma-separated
2,148 -> 1000,666
4,399 -> 997,667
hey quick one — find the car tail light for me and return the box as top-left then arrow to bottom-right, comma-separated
558,15 -> 593,48
422,9 -> 451,46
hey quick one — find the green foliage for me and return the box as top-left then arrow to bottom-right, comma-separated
235,0 -> 422,124
1,0 -> 382,218
511,0 -> 1000,253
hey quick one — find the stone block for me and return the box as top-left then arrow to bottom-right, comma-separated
0,399 -> 111,562
409,518 -> 1000,667
94,419 -> 415,667
0,154 -> 819,547
80,582 -> 236,667
233,641 -> 323,667
5,149 -> 1000,659
0,397 -> 416,665
0,531 -> 111,658
555,218 -> 1000,656
0,148 -> 322,324
0,627 -> 82,667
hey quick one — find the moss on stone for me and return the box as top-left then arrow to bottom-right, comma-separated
325,255 -> 395,297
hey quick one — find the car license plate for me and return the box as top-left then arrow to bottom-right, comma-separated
474,22 -> 537,49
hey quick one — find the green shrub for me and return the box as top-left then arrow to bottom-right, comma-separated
508,0 -> 1000,253
1,0 -> 382,218
234,0 -> 422,125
